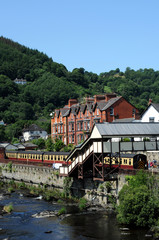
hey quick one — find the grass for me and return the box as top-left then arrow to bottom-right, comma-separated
58,207 -> 66,216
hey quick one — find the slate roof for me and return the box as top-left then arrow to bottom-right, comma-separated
102,96 -> 122,111
22,124 -> 44,132
61,108 -> 69,117
55,110 -> 60,118
113,118 -> 136,122
151,103 -> 159,112
95,122 -> 159,137
80,105 -> 86,113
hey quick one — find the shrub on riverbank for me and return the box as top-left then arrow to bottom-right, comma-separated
3,204 -> 13,213
79,198 -> 87,211
117,170 -> 159,228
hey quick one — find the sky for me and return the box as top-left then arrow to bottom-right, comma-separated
1,0 -> 159,74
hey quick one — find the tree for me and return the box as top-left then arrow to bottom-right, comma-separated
45,137 -> 54,151
54,139 -> 64,152
117,171 -> 159,227
32,138 -> 45,149
0,126 -> 6,142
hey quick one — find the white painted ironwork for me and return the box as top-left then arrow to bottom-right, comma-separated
60,143 -> 93,175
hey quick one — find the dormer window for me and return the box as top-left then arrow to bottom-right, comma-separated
110,107 -> 114,116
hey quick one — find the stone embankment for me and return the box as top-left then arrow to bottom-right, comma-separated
0,163 -> 133,206
0,163 -> 64,190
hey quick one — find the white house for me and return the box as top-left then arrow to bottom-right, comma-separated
141,103 -> 159,122
22,124 -> 48,142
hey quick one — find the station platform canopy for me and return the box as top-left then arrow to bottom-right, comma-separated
91,122 -> 159,139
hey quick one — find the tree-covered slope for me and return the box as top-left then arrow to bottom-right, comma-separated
0,36 -> 159,141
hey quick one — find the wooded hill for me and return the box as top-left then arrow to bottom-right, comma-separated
0,36 -> 159,141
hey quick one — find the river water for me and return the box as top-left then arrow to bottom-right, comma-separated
0,192 -> 149,240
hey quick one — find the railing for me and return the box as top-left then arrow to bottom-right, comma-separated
60,143 -> 93,176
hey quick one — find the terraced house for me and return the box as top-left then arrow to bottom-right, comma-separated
51,93 -> 140,145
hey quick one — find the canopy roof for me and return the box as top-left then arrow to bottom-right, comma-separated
91,122 -> 159,138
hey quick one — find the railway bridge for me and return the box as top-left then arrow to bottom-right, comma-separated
60,122 -> 159,181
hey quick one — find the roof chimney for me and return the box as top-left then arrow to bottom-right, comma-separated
68,99 -> 78,107
105,93 -> 117,102
148,99 -> 152,105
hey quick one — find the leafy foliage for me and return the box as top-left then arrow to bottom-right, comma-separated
1,37 -> 159,142
117,171 -> 159,227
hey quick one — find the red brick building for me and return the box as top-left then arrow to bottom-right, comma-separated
51,93 -> 139,145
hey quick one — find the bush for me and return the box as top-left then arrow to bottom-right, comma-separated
117,171 -> 159,227
79,198 -> 87,211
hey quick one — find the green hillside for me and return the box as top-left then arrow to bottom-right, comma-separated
0,36 -> 159,141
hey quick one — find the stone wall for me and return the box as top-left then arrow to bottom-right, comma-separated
0,163 -> 64,190
0,163 -> 128,206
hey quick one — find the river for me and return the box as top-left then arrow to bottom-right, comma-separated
0,191 -> 149,240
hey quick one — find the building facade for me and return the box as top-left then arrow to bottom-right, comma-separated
51,93 -> 140,145
22,124 -> 48,142
141,102 -> 159,122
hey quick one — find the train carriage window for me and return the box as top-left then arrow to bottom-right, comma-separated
124,159 -> 127,164
115,158 -> 119,164
129,159 -> 131,165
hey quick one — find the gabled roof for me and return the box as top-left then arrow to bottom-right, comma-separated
97,102 -> 107,111
23,143 -> 38,148
63,108 -> 70,117
55,110 -> 60,118
80,105 -> 86,113
61,108 -> 69,117
22,124 -> 44,132
151,103 -> 159,112
140,103 -> 159,118
102,96 -> 122,111
92,122 -> 159,138
87,103 -> 93,113
71,106 -> 78,115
